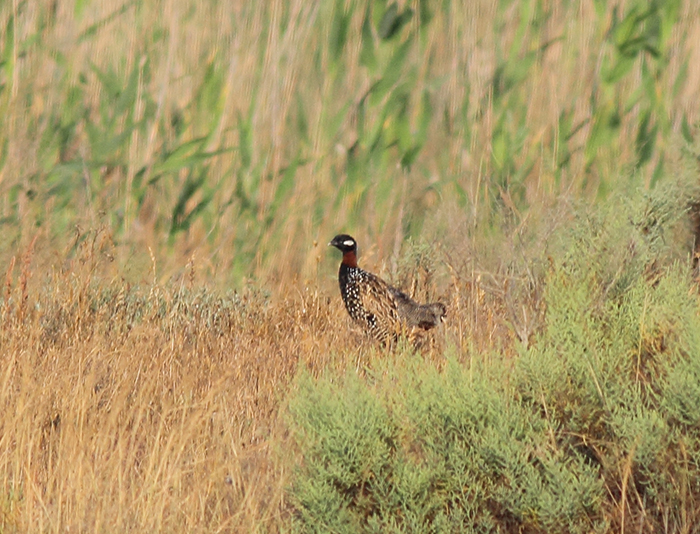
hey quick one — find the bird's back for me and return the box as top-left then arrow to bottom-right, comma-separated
339,263 -> 445,343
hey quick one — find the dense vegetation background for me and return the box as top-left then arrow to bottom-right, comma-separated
2,0 -> 698,283
1,0 -> 700,532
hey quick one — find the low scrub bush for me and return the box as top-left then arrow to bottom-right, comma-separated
288,357 -> 605,533
288,178 -> 700,533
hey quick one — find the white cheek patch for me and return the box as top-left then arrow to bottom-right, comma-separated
343,240 -> 355,247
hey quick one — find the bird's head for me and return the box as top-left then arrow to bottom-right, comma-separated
328,234 -> 357,254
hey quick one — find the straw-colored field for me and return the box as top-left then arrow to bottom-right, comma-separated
0,228 -> 507,532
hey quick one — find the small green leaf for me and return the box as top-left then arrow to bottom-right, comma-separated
359,4 -> 376,70
370,39 -> 412,104
170,170 -> 213,236
78,1 -> 136,42
329,0 -> 349,64
635,108 -> 656,167
649,156 -> 664,188
269,158 -> 298,217
681,115 -> 693,144
603,54 -> 635,83
151,137 -> 207,175
237,110 -> 253,170
378,3 -> 412,40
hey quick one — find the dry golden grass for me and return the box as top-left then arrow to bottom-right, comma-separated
0,227 -> 529,533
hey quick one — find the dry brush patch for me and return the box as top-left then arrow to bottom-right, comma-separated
0,239 -> 511,533
0,266 -> 305,532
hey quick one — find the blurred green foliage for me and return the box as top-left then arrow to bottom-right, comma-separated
0,0 -> 696,281
288,177 -> 700,533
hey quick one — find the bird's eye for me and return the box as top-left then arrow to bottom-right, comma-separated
343,240 -> 355,247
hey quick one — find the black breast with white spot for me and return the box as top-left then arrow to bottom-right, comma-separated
339,264 -> 370,321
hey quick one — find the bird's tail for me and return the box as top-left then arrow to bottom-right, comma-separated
412,302 -> 446,329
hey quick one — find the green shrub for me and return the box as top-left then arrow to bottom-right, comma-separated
288,359 -> 605,533
515,180 -> 700,531
288,178 -> 700,533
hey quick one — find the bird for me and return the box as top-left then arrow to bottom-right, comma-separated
329,234 -> 446,344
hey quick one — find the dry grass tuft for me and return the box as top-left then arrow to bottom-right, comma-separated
0,231 -> 519,532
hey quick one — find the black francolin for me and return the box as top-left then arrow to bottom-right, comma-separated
329,234 -> 446,344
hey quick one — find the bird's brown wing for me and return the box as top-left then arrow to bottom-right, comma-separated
356,272 -> 404,342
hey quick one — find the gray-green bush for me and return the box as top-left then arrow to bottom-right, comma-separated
288,177 -> 700,533
289,358 -> 606,533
